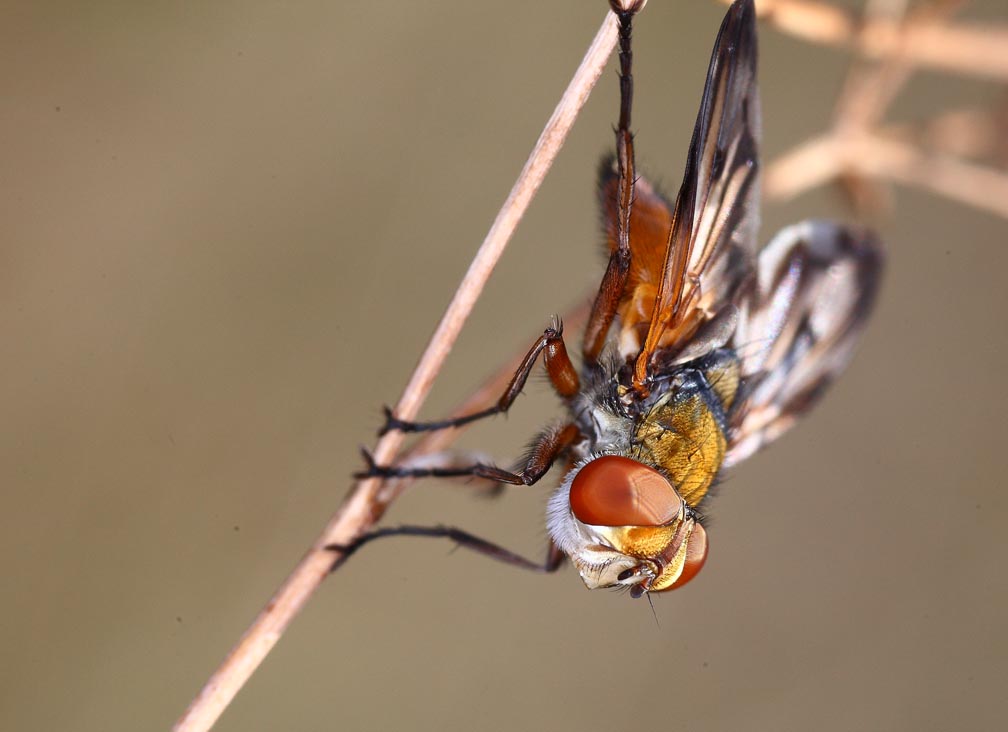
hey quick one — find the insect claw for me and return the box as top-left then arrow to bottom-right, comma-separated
358,446 -> 376,466
353,447 -> 387,480
377,405 -> 403,436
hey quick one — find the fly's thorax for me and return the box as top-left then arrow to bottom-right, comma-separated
546,454 -> 708,595
628,354 -> 739,507
569,371 -> 635,458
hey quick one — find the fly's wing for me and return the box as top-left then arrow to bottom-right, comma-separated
632,0 -> 760,389
724,221 -> 884,469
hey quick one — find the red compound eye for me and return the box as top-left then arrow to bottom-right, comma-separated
667,522 -> 708,590
569,455 -> 682,527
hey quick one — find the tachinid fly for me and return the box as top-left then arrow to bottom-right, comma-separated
340,0 -> 883,598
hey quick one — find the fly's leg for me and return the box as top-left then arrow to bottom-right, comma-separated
379,322 -> 579,435
360,449 -> 509,496
356,423 -> 581,487
328,526 -> 566,575
582,0 -> 644,365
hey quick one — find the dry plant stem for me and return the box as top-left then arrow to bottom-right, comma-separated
855,136 -> 1008,218
833,1 -> 965,133
826,1 -> 958,211
722,0 -> 1008,80
751,0 -> 1008,220
171,10 -> 624,732
764,132 -> 1008,219
919,106 -> 1008,161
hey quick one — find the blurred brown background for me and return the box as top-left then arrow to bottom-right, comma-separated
2,2 -> 1006,731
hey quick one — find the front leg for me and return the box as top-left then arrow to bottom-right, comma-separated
329,526 -> 566,576
379,322 -> 580,435
356,423 -> 581,487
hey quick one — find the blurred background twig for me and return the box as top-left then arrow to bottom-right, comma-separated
729,0 -> 1008,217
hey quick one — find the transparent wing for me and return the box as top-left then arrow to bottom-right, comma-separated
724,221 -> 884,468
633,0 -> 761,388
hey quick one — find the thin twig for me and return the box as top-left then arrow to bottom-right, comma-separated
764,130 -> 1008,219
831,0 -> 948,133
171,9 -> 624,732
850,134 -> 1008,219
825,0 -> 922,211
719,0 -> 1008,80
749,0 -> 1008,219
917,104 -> 1008,162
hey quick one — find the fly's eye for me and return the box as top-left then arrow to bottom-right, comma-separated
667,522 -> 708,590
569,455 -> 682,527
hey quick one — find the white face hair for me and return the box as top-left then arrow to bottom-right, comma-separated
546,460 -> 644,590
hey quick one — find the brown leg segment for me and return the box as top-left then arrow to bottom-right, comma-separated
356,423 -> 581,487
328,527 -> 566,575
582,2 -> 643,365
380,323 -> 579,435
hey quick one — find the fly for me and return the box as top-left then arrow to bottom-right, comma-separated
338,0 -> 883,599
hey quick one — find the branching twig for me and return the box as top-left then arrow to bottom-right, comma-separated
765,130 -> 1008,219
917,103 -> 1008,162
722,0 -> 1008,80
749,0 -> 1008,218
171,8 -> 625,732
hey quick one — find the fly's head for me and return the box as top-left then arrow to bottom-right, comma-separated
546,455 -> 707,597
